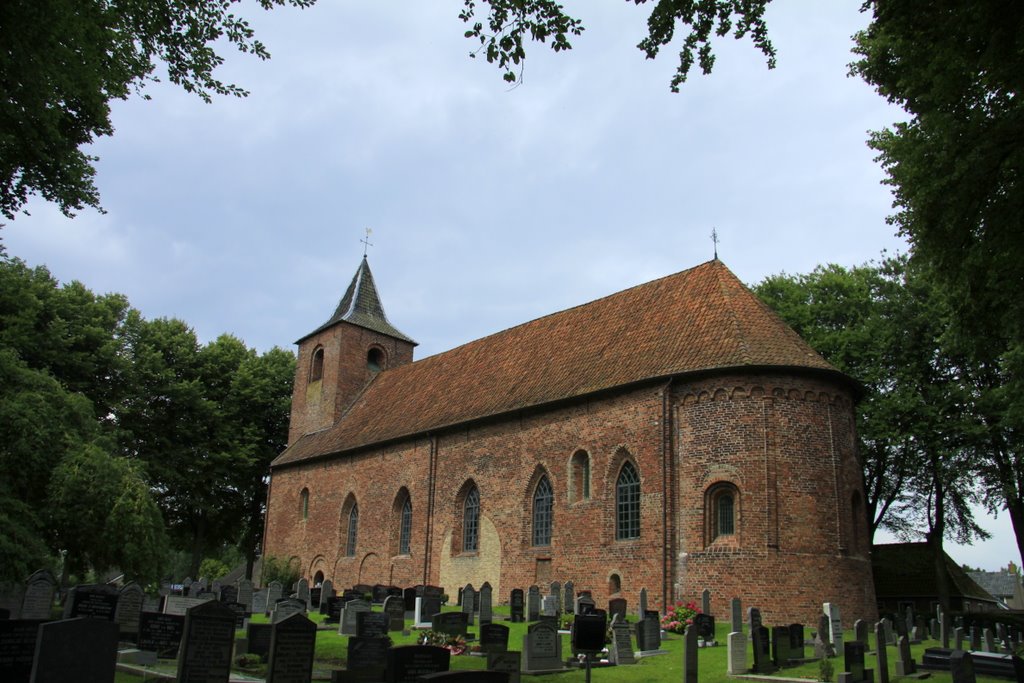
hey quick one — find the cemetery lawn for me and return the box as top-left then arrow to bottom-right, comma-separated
113,608 -> 1011,683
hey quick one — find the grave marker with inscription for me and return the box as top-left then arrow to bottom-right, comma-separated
384,596 -> 405,631
138,612 -> 184,657
479,582 -> 493,625
385,645 -> 451,682
509,589 -> 524,623
0,619 -> 43,682
611,619 -> 635,664
20,570 -> 56,621
65,584 -> 118,620
115,582 -> 145,640
480,623 -> 510,653
175,600 -> 237,683
522,621 -> 563,672
340,599 -> 371,636
266,613 -> 316,683
30,617 -> 119,683
345,636 -> 389,681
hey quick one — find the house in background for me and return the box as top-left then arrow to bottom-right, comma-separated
968,562 -> 1024,610
873,542 -> 1002,614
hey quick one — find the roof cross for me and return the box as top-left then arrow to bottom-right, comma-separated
361,227 -> 374,257
710,227 -> 719,260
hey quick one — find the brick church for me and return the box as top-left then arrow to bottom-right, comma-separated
263,257 -> 878,623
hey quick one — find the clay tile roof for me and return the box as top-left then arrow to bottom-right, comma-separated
297,256 -> 415,345
273,260 -> 846,468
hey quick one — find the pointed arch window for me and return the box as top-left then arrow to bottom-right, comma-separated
615,461 -> 640,540
532,475 -> 553,546
399,497 -> 413,555
463,486 -> 480,552
346,504 -> 359,556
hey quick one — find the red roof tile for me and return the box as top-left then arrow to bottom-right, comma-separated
272,260 -> 843,468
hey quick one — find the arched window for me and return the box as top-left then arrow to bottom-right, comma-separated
532,476 -> 553,546
463,486 -> 480,552
367,347 -> 385,372
400,497 -> 413,555
346,504 -> 359,556
300,488 -> 309,520
608,573 -> 622,595
570,450 -> 590,502
707,482 -> 740,542
615,461 -> 640,540
310,347 -> 324,382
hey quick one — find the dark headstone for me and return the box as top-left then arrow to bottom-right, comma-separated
462,584 -> 476,626
272,598 -> 306,624
345,636 -> 389,681
487,651 -> 522,683
895,634 -> 916,676
747,606 -> 762,633
138,612 -> 185,658
176,599 -> 236,683
527,587 -> 541,622
844,640 -> 867,682
30,617 -> 118,683
789,623 -> 805,652
701,588 -> 711,616
247,622 -> 272,659
340,599 -> 371,636
683,624 -> 699,683
572,612 -> 606,655
20,571 -> 56,621
522,621 -> 562,672
950,650 -> 976,683
308,587 -> 322,611
218,585 -> 238,605
432,612 -> 469,637
752,625 -> 774,674
772,625 -> 791,666
325,596 -> 344,624
403,588 -> 416,612
479,582 -> 493,625
65,584 -> 118,621
384,596 -> 405,631
372,585 -> 389,604
266,613 -> 316,683
563,582 -> 574,616
0,620 -> 43,683
607,598 -> 627,623
694,613 -> 715,641
481,623 -> 510,654
730,597 -> 742,634
875,622 -> 890,683
115,582 -> 145,640
385,644 -> 450,682
610,620 -> 635,665
509,589 -> 524,623
356,611 -> 390,639
575,594 -> 596,616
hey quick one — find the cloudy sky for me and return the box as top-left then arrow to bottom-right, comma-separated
4,2 -> 1016,572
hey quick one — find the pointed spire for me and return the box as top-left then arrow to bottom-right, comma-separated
298,257 -> 416,344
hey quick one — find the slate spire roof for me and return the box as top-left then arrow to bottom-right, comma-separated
298,256 -> 415,345
273,259 -> 850,468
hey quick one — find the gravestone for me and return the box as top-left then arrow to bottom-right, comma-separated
747,606 -> 762,634
607,597 -> 627,623
65,584 -> 119,620
432,612 -> 469,637
970,626 -> 981,652
694,613 -> 716,642
403,588 -> 417,613
345,636 -> 389,681
138,612 -> 185,657
461,584 -> 476,625
954,626 -> 965,651
481,623 -> 510,654
372,585 -> 389,604
854,619 -> 867,651
874,622 -> 890,683
702,588 -> 711,616
639,588 -> 648,619
752,625 -> 774,673
789,623 -> 806,653
563,582 -> 574,616
983,628 -> 995,654
772,625 -> 791,666
308,587 -> 322,612
683,624 -> 699,683
840,640 -> 868,683
252,590 -> 268,615
0,619 -> 43,682
237,579 -> 254,612
479,582 -> 493,625
30,617 -> 119,683
942,613 -> 951,648
636,612 -> 663,653
115,582 -> 145,640
895,634 -> 916,676
0,582 -> 25,620
319,580 -> 334,610
509,589 -> 524,623
247,623 -> 272,659
295,578 -> 310,606
219,585 -> 238,605
267,581 -> 283,606
272,598 -> 306,624
487,650 -> 521,683
356,611 -> 390,639
731,597 -> 742,633
527,587 -> 540,622
266,613 -> 316,683
949,650 -> 976,683
610,619 -> 635,664
728,630 -> 748,675
384,596 -> 405,631
541,595 -> 558,618
415,596 -> 441,628
385,644 -> 450,682
522,621 -> 562,672
574,594 -> 595,616
340,599 -> 371,636
817,613 -> 834,656
824,602 -> 844,654
572,612 -> 606,657
324,596 -> 344,624
20,571 -> 56,621
175,600 -> 237,683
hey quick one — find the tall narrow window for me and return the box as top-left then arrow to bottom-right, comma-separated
615,461 -> 640,540
707,482 -> 739,543
399,497 -> 413,555
346,504 -> 359,556
582,458 -> 590,499
532,476 -> 553,546
463,487 -> 480,552
717,494 -> 734,535
300,488 -> 309,520
310,347 -> 324,382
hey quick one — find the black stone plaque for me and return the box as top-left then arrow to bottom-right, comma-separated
31,617 -> 119,683
66,584 -> 119,621
509,589 -> 524,623
346,636 -> 389,679
845,640 -> 866,682
138,612 -> 185,658
789,623 -> 805,651
607,598 -> 627,623
772,625 -> 791,666
572,613 -> 606,654
385,644 -> 450,682
0,620 -> 42,683
247,622 -> 272,658
356,611 -> 390,639
218,585 -> 238,604
325,596 -> 344,624
432,612 -> 468,637
266,613 -> 316,683
403,588 -> 417,612
694,613 -> 716,640
480,623 -> 510,653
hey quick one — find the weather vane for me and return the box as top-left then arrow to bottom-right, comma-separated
711,227 -> 719,260
361,227 -> 374,257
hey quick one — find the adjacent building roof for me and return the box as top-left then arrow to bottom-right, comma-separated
273,259 -> 849,468
873,542 -> 999,604
297,256 -> 416,345
968,570 -> 1022,602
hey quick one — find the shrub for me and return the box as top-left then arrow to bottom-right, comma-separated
819,656 -> 834,682
260,555 -> 300,588
660,601 -> 700,635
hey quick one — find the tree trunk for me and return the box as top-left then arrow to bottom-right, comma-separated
930,469 -> 951,613
188,517 -> 206,579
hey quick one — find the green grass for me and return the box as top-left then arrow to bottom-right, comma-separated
115,606 -> 1012,682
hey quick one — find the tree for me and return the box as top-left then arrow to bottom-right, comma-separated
0,0 -> 316,219
851,1 -> 1024,568
753,257 -> 989,610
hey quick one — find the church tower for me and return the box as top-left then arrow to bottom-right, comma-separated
288,257 -> 416,443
